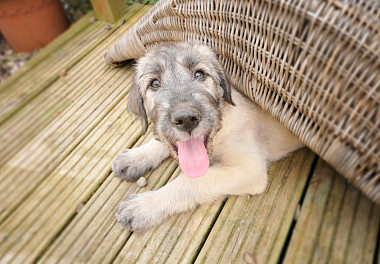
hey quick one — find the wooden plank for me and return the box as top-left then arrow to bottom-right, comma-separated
0,21 -> 101,122
0,4 -> 149,171
38,142 -> 223,264
283,160 -> 380,264
194,148 -> 316,264
0,62 -> 131,221
0,8 -> 153,263
90,0 -> 127,23
38,134 -> 178,263
0,20 -> 124,167
0,5 -> 151,224
0,85 -> 140,263
0,3 -> 143,125
112,186 -> 223,264
0,12 -> 94,89
37,148 -> 314,263
378,237 -> 380,264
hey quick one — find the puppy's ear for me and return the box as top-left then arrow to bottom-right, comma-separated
127,80 -> 148,134
217,68 -> 235,106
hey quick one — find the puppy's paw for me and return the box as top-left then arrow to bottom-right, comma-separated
116,192 -> 164,232
112,149 -> 151,181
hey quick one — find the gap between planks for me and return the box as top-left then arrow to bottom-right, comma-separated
0,6 -> 152,263
0,11 -> 95,90
37,149 -> 315,264
0,3 -> 145,125
0,5 -> 151,221
0,76 -> 139,263
283,159 -> 380,264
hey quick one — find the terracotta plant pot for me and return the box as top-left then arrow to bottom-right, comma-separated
0,0 -> 69,52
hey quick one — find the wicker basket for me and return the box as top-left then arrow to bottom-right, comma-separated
104,0 -> 380,204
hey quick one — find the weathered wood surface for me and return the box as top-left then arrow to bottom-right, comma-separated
0,3 -> 378,264
283,160 -> 380,264
0,5 -> 146,172
90,0 -> 127,23
0,4 -> 142,125
195,149 -> 316,264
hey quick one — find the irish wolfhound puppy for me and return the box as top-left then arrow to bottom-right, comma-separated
112,42 -> 303,232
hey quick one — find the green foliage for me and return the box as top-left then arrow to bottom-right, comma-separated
61,0 -> 92,13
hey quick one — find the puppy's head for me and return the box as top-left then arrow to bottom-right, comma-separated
128,43 -> 234,177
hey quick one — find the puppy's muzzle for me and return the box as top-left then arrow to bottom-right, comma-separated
171,108 -> 201,132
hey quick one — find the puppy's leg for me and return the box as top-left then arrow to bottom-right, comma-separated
112,138 -> 171,181
117,158 -> 267,232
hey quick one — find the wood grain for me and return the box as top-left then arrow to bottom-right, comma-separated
283,160 -> 380,264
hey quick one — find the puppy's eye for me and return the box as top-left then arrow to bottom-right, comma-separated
150,79 -> 161,90
194,70 -> 204,79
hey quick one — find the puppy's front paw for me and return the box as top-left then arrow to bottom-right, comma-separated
112,149 -> 151,181
116,192 -> 164,232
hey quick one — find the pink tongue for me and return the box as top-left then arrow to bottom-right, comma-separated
177,137 -> 209,178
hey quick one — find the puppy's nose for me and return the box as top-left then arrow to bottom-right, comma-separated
171,109 -> 201,132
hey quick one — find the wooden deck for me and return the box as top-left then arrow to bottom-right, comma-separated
0,3 -> 379,263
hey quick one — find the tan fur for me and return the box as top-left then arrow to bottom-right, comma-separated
113,43 -> 304,232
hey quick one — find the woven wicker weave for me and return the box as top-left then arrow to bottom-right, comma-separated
104,0 -> 380,204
